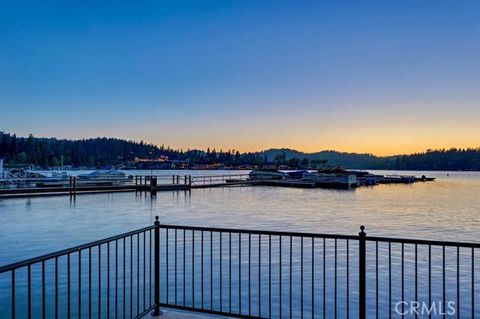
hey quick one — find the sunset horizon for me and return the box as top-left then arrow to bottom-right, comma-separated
2,129 -> 480,157
2,1 -> 479,157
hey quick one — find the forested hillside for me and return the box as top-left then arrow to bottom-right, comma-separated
1,132 -> 479,170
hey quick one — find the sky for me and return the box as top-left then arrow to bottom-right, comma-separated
0,1 -> 479,156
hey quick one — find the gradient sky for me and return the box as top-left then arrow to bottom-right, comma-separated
1,1 -> 479,155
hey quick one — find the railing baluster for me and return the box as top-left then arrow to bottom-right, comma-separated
323,238 -> 325,319
388,242 -> 391,319
166,229 -> 169,305
68,253 -> 71,319
333,238 -> 338,318
201,230 -> 204,309
42,260 -> 46,319
116,240 -> 118,319
269,234 -> 272,319
210,231 -> 213,310
239,233 -> 242,314
290,236 -> 292,318
99,245 -> 102,319
301,236 -> 304,319
280,235 -> 282,319
130,236 -> 133,318
149,230 -> 152,308
428,245 -> 431,319
192,230 -> 195,308
259,234 -> 261,317
401,243 -> 404,318
152,217 -> 160,316
28,264 -> 31,319
249,233 -> 252,317
457,246 -> 460,318
123,237 -> 126,319
89,247 -> 92,319
175,229 -> 178,306
347,239 -> 349,319
183,230 -> 186,307
443,245 -> 446,319
137,233 -> 140,315
143,231 -> 146,311
376,241 -> 378,319
220,232 -> 223,312
77,252 -> 80,319
11,270 -> 15,319
55,256 -> 59,319
415,244 -> 418,319
108,242 -> 110,317
359,226 -> 366,319
335,238 -> 337,319
311,237 -> 314,319
229,232 -> 232,313
472,248 -> 475,319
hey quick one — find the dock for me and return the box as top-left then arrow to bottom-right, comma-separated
0,174 -> 255,198
0,171 -> 436,199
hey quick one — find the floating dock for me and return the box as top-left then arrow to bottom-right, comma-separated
0,171 -> 435,199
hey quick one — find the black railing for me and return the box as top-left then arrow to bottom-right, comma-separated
0,226 -> 155,318
1,218 -> 479,318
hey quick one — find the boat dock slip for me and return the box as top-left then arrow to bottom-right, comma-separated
0,171 -> 435,198
0,174 -> 252,198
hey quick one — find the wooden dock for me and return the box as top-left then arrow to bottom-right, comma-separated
0,172 -> 435,199
0,174 -> 254,199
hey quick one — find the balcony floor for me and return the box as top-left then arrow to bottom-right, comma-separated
146,307 -> 233,319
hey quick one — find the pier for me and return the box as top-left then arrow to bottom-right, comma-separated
0,171 -> 436,198
0,174 -> 253,198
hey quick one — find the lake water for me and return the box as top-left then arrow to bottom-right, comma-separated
1,170 -> 479,265
0,170 -> 479,318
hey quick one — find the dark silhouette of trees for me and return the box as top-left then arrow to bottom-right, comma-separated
1,132 -> 479,170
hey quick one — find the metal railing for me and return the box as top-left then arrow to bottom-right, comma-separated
0,226 -> 155,318
190,174 -> 249,186
1,219 -> 479,318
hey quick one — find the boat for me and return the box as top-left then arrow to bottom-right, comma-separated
35,172 -> 70,187
248,169 -> 286,180
379,175 -> 416,184
285,170 -> 310,179
343,170 -> 382,186
76,170 -> 131,186
301,172 -> 357,189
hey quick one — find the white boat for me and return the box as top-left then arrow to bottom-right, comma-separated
248,169 -> 286,180
301,172 -> 357,189
76,170 -> 131,186
36,172 -> 70,187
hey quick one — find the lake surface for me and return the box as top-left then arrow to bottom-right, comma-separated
1,170 -> 479,265
0,170 -> 479,318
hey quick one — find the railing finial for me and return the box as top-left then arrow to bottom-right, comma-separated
359,225 -> 366,236
154,216 -> 159,226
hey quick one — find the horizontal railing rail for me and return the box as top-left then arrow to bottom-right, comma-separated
1,219 -> 479,318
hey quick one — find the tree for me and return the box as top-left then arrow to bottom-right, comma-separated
15,152 -> 28,163
301,157 -> 309,168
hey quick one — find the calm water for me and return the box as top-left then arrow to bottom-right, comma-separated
0,170 -> 479,318
1,170 -> 479,265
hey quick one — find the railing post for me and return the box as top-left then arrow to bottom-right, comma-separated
359,226 -> 366,319
152,216 -> 161,316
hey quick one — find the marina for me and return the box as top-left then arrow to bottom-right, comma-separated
0,167 -> 435,198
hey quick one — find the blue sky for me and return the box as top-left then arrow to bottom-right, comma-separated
1,0 -> 479,155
